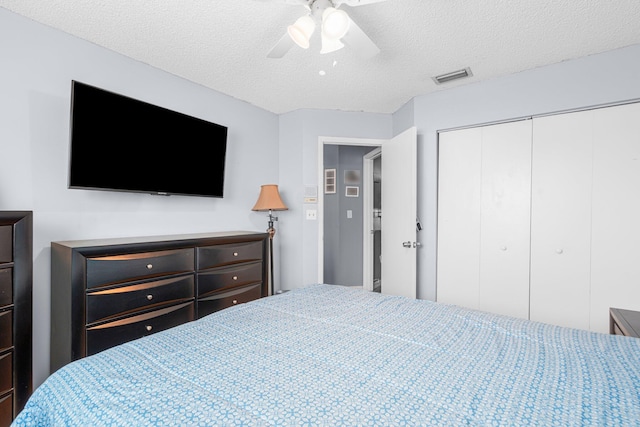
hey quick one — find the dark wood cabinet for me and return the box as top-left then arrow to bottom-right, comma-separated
51,231 -> 268,372
0,211 -> 32,427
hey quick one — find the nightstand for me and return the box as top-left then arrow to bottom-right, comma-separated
610,308 -> 640,338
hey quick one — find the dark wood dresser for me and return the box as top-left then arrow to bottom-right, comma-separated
51,231 -> 268,373
0,211 -> 32,427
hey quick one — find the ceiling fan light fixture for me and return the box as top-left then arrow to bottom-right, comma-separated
322,7 -> 350,40
288,15 -> 316,49
320,32 -> 345,54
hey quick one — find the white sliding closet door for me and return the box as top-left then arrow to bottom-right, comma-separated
437,127 -> 482,309
590,102 -> 640,333
437,120 -> 532,319
530,111 -> 593,330
478,121 -> 532,319
439,102 -> 640,331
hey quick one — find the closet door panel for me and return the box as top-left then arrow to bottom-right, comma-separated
437,127 -> 482,309
530,111 -> 593,330
590,102 -> 640,333
479,120 -> 532,319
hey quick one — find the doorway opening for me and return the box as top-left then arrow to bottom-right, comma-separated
317,136 -> 385,288
317,127 -> 417,298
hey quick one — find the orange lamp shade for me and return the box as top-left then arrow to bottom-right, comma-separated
252,184 -> 288,211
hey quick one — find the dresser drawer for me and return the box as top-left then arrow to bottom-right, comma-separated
0,352 -> 11,396
197,283 -> 262,318
86,248 -> 194,289
86,301 -> 194,356
0,225 -> 11,264
86,275 -> 195,324
0,311 -> 11,353
0,269 -> 11,307
197,240 -> 263,270
0,392 -> 12,427
198,261 -> 262,297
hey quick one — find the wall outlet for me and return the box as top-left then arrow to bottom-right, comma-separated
306,209 -> 317,220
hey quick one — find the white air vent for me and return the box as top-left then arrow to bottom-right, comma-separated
433,67 -> 473,85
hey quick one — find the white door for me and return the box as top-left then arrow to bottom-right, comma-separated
530,111 -> 593,330
437,120 -> 531,319
478,121 -> 532,319
381,127 -> 417,298
436,127 -> 482,308
590,102 -> 640,332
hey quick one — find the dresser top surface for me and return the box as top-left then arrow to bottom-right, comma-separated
52,231 -> 267,249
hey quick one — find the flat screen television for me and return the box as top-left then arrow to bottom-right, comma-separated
68,80 -> 228,198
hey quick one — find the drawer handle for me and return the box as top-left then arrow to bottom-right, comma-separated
232,300 -> 238,304
146,263 -> 153,270
233,252 -> 239,257
146,325 -> 152,331
233,276 -> 238,281
147,294 -> 153,300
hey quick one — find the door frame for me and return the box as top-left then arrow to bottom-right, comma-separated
317,136 -> 385,285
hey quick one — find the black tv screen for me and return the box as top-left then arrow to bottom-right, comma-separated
68,81 -> 228,198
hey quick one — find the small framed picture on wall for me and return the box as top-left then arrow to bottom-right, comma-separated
344,170 -> 360,185
345,186 -> 359,197
324,168 -> 336,194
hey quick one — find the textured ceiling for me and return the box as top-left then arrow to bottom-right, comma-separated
2,0 -> 640,114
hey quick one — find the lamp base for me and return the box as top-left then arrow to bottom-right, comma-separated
267,225 -> 275,296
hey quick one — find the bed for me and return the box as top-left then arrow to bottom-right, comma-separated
13,284 -> 640,426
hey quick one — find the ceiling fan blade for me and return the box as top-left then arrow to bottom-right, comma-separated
254,0 -> 312,6
267,33 -> 295,58
334,0 -> 388,6
341,17 -> 380,59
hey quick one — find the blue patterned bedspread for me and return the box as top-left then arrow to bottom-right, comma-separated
13,284 -> 640,426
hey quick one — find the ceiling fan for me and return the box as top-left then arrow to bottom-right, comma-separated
265,0 -> 387,59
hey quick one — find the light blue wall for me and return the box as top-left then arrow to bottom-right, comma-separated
278,110 -> 393,291
409,43 -> 640,301
392,98 -> 415,136
0,8 -> 280,387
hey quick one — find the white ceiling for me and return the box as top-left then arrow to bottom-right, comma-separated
3,0 -> 640,114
